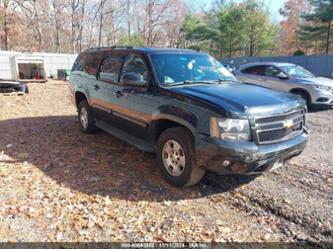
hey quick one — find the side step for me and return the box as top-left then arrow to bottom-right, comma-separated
95,120 -> 155,153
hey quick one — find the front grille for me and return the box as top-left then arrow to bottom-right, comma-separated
254,110 -> 305,144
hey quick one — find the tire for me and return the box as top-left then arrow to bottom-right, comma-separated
156,127 -> 205,187
78,100 -> 99,133
293,90 -> 311,109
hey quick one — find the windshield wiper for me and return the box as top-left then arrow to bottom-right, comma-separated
167,80 -> 217,86
183,80 -> 217,84
214,78 -> 241,83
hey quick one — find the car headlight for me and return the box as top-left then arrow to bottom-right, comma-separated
314,85 -> 332,92
210,117 -> 251,141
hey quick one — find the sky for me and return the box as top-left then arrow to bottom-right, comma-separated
187,0 -> 287,23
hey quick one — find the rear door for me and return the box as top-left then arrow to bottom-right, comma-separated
238,65 -> 267,85
96,51 -> 125,123
80,52 -> 105,119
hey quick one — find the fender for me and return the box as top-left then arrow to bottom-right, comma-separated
289,88 -> 312,102
151,105 -> 198,135
74,90 -> 90,106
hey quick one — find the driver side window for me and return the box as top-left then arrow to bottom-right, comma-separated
120,54 -> 149,84
264,66 -> 287,78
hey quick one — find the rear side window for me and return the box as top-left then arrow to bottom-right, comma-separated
83,52 -> 103,76
72,54 -> 86,72
241,66 -> 266,75
99,53 -> 124,83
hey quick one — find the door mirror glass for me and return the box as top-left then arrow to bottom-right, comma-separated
121,72 -> 147,87
120,54 -> 150,88
276,71 -> 288,80
265,66 -> 288,79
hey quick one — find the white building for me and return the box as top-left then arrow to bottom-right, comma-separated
0,51 -> 77,81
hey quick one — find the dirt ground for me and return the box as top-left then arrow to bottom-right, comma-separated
0,80 -> 332,242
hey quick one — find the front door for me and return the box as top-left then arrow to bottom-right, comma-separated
110,53 -> 153,140
262,66 -> 290,91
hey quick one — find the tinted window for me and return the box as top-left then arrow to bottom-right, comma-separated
83,52 -> 103,75
241,66 -> 266,75
264,66 -> 281,77
120,54 -> 149,82
72,54 -> 86,72
99,53 -> 124,82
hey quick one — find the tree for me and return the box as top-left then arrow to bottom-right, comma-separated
181,15 -> 216,52
300,0 -> 333,54
217,4 -> 245,57
278,0 -> 309,55
242,0 -> 276,57
182,0 -> 277,57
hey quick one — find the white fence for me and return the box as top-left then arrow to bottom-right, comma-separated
0,51 -> 77,80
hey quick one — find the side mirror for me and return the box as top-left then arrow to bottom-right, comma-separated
276,72 -> 288,80
121,72 -> 147,87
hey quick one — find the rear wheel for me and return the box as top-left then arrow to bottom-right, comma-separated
78,100 -> 99,133
157,127 -> 205,187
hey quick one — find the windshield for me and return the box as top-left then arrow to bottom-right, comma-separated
280,65 -> 314,79
150,53 -> 237,85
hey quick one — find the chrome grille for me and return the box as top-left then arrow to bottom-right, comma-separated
254,110 -> 305,144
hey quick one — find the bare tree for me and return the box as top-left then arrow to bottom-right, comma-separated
2,0 -> 189,52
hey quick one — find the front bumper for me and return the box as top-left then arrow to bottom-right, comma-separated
196,129 -> 309,175
310,90 -> 333,106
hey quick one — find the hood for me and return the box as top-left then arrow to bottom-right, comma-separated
169,82 -> 305,118
295,77 -> 333,87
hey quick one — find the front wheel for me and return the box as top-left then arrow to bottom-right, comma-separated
78,100 -> 99,133
156,127 -> 205,187
293,91 -> 311,109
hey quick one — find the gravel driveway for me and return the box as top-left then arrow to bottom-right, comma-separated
0,80 -> 332,242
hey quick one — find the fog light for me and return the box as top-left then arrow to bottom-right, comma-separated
317,97 -> 329,102
222,160 -> 231,167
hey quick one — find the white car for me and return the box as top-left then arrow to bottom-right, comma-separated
234,62 -> 333,108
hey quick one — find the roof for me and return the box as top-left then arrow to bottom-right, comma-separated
239,62 -> 296,68
86,46 -> 202,54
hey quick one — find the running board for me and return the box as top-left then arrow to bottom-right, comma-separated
95,120 -> 155,153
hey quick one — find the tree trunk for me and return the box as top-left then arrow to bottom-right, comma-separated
53,2 -> 61,53
98,0 -> 105,47
326,21 -> 331,55
32,0 -> 43,51
126,0 -> 131,40
3,0 -> 9,50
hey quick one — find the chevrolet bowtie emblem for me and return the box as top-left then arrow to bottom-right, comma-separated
283,119 -> 294,129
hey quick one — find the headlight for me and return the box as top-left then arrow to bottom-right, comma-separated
314,85 -> 332,92
210,117 -> 251,141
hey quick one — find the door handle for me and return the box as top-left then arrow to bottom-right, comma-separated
94,84 -> 100,90
113,90 -> 123,98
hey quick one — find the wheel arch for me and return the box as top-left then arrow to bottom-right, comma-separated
151,115 -> 196,143
289,88 -> 312,103
75,91 -> 88,108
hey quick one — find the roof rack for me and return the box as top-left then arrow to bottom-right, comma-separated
88,46 -> 134,51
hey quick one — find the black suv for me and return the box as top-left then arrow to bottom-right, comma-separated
69,47 -> 308,187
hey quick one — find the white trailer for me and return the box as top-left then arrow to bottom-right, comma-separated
10,55 -> 47,82
0,51 -> 77,81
